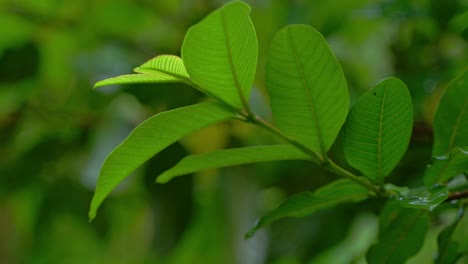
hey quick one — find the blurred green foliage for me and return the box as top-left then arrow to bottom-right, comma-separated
0,0 -> 466,263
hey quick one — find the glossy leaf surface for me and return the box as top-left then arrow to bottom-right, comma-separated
396,184 -> 448,211
246,179 -> 369,238
182,1 -> 257,109
89,102 -> 235,220
157,145 -> 310,183
425,146 -> 468,186
266,25 -> 349,157
343,77 -> 413,183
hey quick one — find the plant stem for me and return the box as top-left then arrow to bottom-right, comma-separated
244,114 -> 384,195
446,190 -> 468,202
325,160 -> 382,194
248,115 -> 322,164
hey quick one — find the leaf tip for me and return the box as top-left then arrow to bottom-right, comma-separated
244,227 -> 257,239
88,208 -> 96,222
155,175 -> 169,184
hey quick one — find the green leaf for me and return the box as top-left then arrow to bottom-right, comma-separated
266,24 -> 349,157
425,146 -> 468,186
343,77 -> 413,184
436,207 -> 464,264
246,179 -> 370,238
89,102 -> 235,220
156,145 -> 310,183
181,1 -> 258,110
433,69 -> 468,156
367,201 -> 430,264
93,73 -> 185,88
395,184 -> 448,211
95,55 -> 190,88
134,54 -> 189,79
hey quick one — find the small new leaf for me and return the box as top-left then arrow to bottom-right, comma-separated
94,73 -> 185,88
134,54 -> 189,79
95,55 -> 190,88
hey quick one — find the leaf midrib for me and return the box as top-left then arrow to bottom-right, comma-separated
377,84 -> 389,182
447,98 -> 467,154
220,6 -> 249,111
287,27 -> 325,158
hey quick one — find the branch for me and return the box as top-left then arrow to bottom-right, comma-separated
446,190 -> 468,202
245,114 -> 384,195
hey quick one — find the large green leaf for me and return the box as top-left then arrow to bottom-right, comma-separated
343,77 -> 413,184
181,1 -> 258,110
157,145 -> 310,183
436,207 -> 464,264
266,24 -> 349,157
134,54 -> 189,79
367,201 -> 430,264
433,69 -> 468,156
425,146 -> 468,186
245,179 -> 370,238
89,102 -> 235,220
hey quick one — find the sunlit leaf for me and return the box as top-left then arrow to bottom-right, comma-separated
93,73 -> 186,88
134,54 -> 189,79
343,77 -> 413,184
89,102 -> 235,220
367,200 -> 430,264
246,179 -> 370,238
266,24 -> 349,157
396,184 -> 448,211
433,69 -> 468,156
425,146 -> 468,186
436,207 -> 464,264
157,145 -> 310,183
182,1 -> 258,110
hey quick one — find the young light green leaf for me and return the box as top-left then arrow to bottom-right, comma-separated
436,207 -> 464,264
182,1 -> 258,110
433,69 -> 468,156
266,24 -> 349,158
95,55 -> 190,88
425,146 -> 468,186
94,73 -> 185,88
395,184 -> 448,211
157,145 -> 310,183
367,201 -> 430,264
246,179 -> 370,238
134,54 -> 189,79
343,77 -> 413,184
89,102 -> 235,220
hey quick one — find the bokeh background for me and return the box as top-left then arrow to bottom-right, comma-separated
1,0 -> 467,263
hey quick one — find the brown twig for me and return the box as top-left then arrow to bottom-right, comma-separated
446,190 -> 468,202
